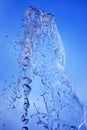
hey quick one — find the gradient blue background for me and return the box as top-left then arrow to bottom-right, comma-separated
0,0 -> 87,125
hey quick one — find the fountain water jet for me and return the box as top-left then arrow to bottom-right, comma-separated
20,6 -> 87,130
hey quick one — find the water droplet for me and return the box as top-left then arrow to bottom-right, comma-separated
22,126 -> 28,130
21,115 -> 29,124
23,77 -> 32,84
2,123 -> 6,127
23,98 -> 30,110
23,84 -> 31,93
70,126 -> 78,130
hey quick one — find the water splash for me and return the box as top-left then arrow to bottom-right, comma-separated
20,6 -> 87,130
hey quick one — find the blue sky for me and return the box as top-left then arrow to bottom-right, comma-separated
0,0 -> 87,119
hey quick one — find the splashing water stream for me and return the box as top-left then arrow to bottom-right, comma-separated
19,6 -> 87,130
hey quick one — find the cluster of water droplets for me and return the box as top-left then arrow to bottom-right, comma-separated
20,37 -> 34,130
0,33 -> 24,130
